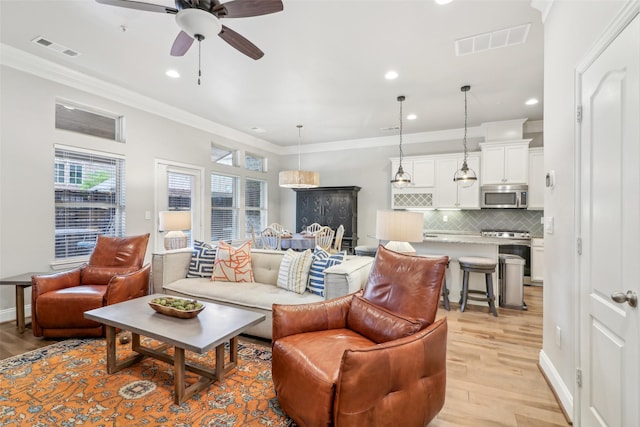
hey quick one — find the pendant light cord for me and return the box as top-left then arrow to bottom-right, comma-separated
461,85 -> 470,164
398,95 -> 405,168
297,125 -> 303,170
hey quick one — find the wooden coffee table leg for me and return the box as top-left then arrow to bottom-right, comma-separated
174,347 -> 186,404
105,325 -> 117,373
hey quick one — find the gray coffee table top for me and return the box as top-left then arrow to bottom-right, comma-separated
84,294 -> 265,354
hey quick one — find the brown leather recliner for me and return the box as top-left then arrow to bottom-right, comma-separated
32,233 -> 151,338
272,245 -> 449,427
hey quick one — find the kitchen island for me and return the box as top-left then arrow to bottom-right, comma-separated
415,233 -> 505,310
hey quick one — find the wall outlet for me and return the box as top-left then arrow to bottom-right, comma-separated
555,326 -> 562,348
442,215 -> 448,222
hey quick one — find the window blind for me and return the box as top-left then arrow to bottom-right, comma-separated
245,178 -> 267,238
54,147 -> 125,259
211,174 -> 238,242
167,171 -> 193,246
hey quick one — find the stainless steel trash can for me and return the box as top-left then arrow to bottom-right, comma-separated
499,254 -> 527,310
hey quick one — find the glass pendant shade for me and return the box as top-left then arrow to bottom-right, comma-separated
391,165 -> 412,189
279,125 -> 320,189
453,160 -> 478,188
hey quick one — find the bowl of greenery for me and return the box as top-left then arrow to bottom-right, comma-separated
149,296 -> 205,319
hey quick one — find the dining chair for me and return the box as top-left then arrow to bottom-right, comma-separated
306,222 -> 322,234
314,226 -> 335,252
261,226 -> 282,250
331,224 -> 345,253
268,223 -> 286,235
250,225 -> 263,249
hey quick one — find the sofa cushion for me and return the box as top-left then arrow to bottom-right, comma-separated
308,246 -> 346,296
187,241 -> 216,278
164,278 -> 324,311
277,249 -> 313,294
212,241 -> 254,282
347,295 -> 422,344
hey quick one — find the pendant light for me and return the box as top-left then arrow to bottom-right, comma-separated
453,85 -> 478,188
391,95 -> 411,189
279,125 -> 320,188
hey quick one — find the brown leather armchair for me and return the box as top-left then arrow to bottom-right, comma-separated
32,234 -> 151,338
272,245 -> 449,427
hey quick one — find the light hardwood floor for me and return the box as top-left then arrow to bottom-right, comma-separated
0,285 -> 569,426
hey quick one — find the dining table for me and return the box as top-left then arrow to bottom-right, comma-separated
280,233 -> 317,251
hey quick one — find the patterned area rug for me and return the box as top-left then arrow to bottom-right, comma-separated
0,338 -> 296,426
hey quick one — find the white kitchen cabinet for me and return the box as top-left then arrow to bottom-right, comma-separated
434,153 -> 480,209
531,237 -> 544,283
390,157 -> 435,188
479,141 -> 530,185
528,148 -> 544,210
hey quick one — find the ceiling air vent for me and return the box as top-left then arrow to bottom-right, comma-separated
31,36 -> 80,58
455,23 -> 531,56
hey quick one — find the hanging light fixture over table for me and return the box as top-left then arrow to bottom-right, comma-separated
453,85 -> 478,188
279,125 -> 320,188
391,95 -> 412,188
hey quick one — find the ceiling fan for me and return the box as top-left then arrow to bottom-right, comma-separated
96,0 -> 283,60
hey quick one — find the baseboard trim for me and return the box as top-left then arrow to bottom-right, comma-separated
0,304 -> 31,324
538,349 -> 573,424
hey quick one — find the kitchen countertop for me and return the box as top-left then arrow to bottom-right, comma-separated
421,231 -> 531,246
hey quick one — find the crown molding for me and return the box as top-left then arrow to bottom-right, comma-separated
0,43 -> 283,154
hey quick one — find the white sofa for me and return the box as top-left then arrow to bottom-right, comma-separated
151,248 -> 375,340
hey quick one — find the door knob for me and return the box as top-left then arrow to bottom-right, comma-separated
611,291 -> 638,308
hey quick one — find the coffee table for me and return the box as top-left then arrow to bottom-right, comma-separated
84,294 -> 265,404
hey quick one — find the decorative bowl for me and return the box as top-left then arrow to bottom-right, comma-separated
148,297 -> 205,319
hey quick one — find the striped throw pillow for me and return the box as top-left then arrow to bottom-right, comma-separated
187,241 -> 217,278
277,249 -> 313,294
308,246 -> 346,296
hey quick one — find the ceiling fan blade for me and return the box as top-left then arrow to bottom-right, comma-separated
214,0 -> 283,18
170,31 -> 194,56
96,0 -> 178,14
218,25 -> 264,60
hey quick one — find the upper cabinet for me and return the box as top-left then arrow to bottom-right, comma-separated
528,148 -> 544,210
479,140 -> 531,185
390,157 -> 435,188
434,153 -> 480,209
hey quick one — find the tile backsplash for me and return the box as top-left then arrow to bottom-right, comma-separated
423,209 -> 544,236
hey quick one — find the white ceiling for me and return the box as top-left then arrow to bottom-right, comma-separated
0,0 -> 544,147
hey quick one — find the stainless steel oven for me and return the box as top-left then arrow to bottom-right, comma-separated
481,230 -> 531,276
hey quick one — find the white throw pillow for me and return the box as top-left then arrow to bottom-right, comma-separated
277,249 -> 313,294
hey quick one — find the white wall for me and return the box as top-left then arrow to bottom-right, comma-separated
0,65 -> 282,318
540,0 -> 627,419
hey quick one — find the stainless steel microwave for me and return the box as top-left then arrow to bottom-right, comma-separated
480,184 -> 528,209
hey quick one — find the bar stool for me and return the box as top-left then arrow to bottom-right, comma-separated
421,255 -> 451,311
458,256 -> 498,316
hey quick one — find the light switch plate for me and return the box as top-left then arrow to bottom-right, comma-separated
545,216 -> 554,234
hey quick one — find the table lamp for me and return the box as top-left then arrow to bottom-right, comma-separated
159,211 -> 191,250
376,210 -> 424,255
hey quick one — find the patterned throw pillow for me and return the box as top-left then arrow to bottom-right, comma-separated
187,241 -> 217,278
308,246 -> 346,296
211,241 -> 254,282
277,249 -> 313,294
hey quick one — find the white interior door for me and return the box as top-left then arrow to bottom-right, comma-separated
155,161 -> 205,252
578,13 -> 639,427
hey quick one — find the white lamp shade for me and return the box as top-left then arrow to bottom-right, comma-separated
376,210 -> 424,243
158,211 -> 191,232
279,170 -> 320,188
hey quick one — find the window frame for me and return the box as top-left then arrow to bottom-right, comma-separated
210,172 -> 240,243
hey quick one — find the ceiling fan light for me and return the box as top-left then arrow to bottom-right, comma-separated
279,170 -> 320,188
175,9 -> 222,39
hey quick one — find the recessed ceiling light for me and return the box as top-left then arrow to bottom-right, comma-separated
407,114 -> 417,120
435,0 -> 453,5
166,69 -> 180,78
525,98 -> 539,105
385,70 -> 398,80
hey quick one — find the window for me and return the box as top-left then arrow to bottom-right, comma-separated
54,163 -> 65,183
245,153 -> 267,172
167,171 -> 193,246
54,147 -> 125,259
211,143 -> 236,166
245,178 -> 267,237
55,101 -> 124,142
211,174 -> 238,242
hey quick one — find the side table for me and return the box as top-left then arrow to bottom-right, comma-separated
0,271 -> 48,333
